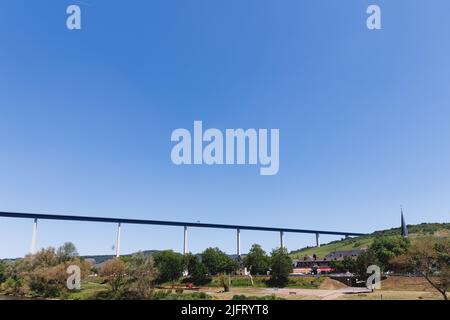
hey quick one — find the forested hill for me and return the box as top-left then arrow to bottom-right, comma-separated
289,223 -> 450,259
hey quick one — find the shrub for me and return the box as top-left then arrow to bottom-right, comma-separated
175,287 -> 184,294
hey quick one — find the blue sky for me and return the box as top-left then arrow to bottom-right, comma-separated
1,0 -> 449,258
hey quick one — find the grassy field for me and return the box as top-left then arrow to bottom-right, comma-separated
18,275 -> 448,300
207,275 -> 324,288
65,280 -> 109,300
199,287 -> 316,300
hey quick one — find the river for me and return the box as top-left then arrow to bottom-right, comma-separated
0,294 -> 38,300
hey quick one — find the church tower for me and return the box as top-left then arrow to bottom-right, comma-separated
401,207 -> 408,237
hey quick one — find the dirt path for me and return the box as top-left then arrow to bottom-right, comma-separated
264,287 -> 370,300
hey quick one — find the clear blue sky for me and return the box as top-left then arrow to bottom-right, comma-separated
1,0 -> 449,258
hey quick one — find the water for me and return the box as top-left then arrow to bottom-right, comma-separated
0,294 -> 37,300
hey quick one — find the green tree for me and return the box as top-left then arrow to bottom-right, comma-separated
201,247 -> 238,275
153,250 -> 184,284
184,254 -> 211,286
30,247 -> 58,268
125,253 -> 158,299
1,244 -> 90,298
56,242 -> 78,263
330,256 -> 357,273
100,258 -> 127,294
268,248 -> 292,287
0,261 -> 6,283
27,264 -> 67,297
244,244 -> 270,275
370,236 -> 410,270
354,250 -> 379,280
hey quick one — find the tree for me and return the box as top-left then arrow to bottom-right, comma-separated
354,249 -> 379,280
0,261 -> 6,283
0,244 -> 90,298
152,250 -> 184,284
30,247 -> 58,268
27,264 -> 68,297
125,253 -> 158,299
201,247 -> 238,275
268,248 -> 292,287
370,236 -> 410,271
100,258 -> 127,294
391,238 -> 449,300
184,254 -> 211,286
330,256 -> 357,273
244,244 -> 270,275
56,242 -> 79,263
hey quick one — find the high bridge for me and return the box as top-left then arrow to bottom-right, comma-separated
0,211 -> 366,257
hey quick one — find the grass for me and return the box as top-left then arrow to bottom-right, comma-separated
290,237 -> 373,259
153,290 -> 212,300
201,287 -> 323,300
290,225 -> 450,259
206,275 -> 324,289
65,280 -> 109,300
231,294 -> 285,300
286,276 -> 324,288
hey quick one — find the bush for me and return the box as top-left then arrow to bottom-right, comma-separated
175,287 -> 184,294
1,244 -> 91,298
1,277 -> 23,296
153,290 -> 211,300
27,264 -> 67,297
218,273 -> 230,292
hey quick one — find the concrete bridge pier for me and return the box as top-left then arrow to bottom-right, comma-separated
236,228 -> 241,258
315,232 -> 320,247
115,223 -> 122,257
280,231 -> 284,249
183,226 -> 188,255
30,218 -> 38,254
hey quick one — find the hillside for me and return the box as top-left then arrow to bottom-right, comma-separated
289,223 -> 450,259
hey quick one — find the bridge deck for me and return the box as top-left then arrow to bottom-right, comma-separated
0,211 -> 365,236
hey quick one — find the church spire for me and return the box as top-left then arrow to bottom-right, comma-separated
401,206 -> 408,237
